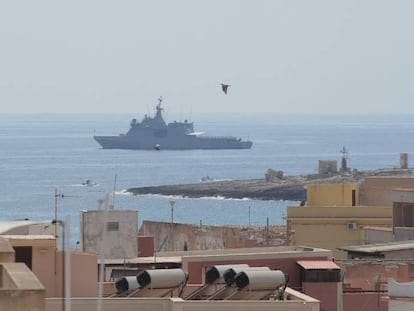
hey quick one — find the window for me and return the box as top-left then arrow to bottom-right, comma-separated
13,246 -> 33,270
301,269 -> 341,282
107,222 -> 119,232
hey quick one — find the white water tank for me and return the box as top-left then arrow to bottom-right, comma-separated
223,266 -> 270,285
137,268 -> 187,289
205,264 -> 249,284
115,276 -> 139,293
235,270 -> 287,290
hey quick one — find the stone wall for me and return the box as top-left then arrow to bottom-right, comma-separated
139,221 -> 285,252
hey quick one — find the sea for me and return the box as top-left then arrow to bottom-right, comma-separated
1,112 -> 414,245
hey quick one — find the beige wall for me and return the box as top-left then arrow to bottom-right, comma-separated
50,252 -> 98,298
339,261 -> 414,290
45,288 -> 320,311
0,263 -> 45,311
0,238 -> 15,262
5,236 -> 97,298
287,205 -> 392,259
307,184 -> 359,206
33,244 -> 58,297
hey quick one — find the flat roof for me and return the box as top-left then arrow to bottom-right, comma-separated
100,256 -> 182,265
363,226 -> 392,232
297,260 -> 340,270
339,240 -> 414,253
0,220 -> 53,234
392,188 -> 414,192
1,235 -> 55,240
101,246 -> 332,265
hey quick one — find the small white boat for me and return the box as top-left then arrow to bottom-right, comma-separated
82,179 -> 97,187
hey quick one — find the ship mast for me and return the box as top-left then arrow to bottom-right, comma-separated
156,96 -> 163,111
155,96 -> 164,118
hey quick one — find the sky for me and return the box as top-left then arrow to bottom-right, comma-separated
1,0 -> 413,115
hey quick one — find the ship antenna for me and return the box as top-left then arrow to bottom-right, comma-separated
156,96 -> 164,112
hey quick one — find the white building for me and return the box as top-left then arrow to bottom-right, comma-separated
79,209 -> 138,259
388,278 -> 414,311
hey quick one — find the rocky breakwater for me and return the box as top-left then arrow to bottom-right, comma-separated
126,168 -> 414,201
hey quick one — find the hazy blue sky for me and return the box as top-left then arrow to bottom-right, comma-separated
1,1 -> 413,114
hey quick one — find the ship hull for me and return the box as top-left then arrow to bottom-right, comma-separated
93,134 -> 252,150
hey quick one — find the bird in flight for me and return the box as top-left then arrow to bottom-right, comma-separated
221,83 -> 230,94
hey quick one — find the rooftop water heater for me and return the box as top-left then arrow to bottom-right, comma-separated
115,276 -> 140,295
114,268 -> 187,298
208,266 -> 271,300
185,264 -> 249,300
130,268 -> 187,297
226,270 -> 288,300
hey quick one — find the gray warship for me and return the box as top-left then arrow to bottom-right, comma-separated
93,97 -> 253,150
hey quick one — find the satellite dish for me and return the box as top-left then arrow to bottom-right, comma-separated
154,144 -> 161,151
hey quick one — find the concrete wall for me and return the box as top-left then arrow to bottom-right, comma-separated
45,289 -> 320,311
392,188 -> 414,241
381,249 -> 414,260
140,221 -> 284,252
360,177 -> 414,206
80,210 -> 138,259
400,153 -> 409,169
318,160 -> 337,175
343,292 -> 387,311
339,261 -> 414,291
302,282 -> 342,311
389,300 -> 414,311
394,227 -> 414,241
363,227 -> 393,244
307,184 -> 359,206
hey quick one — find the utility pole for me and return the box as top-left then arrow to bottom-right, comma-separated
169,200 -> 176,251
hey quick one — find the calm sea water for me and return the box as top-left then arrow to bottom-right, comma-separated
1,112 -> 414,244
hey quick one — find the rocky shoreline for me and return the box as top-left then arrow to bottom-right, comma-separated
127,168 -> 414,201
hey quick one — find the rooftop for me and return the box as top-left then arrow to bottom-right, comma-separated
0,220 -> 53,234
297,260 -> 340,270
339,240 -> 414,253
363,226 -> 392,232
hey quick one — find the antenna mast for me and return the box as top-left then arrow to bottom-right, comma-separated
340,146 -> 348,172
112,172 -> 117,208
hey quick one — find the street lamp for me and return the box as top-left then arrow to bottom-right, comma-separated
169,200 -> 175,251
